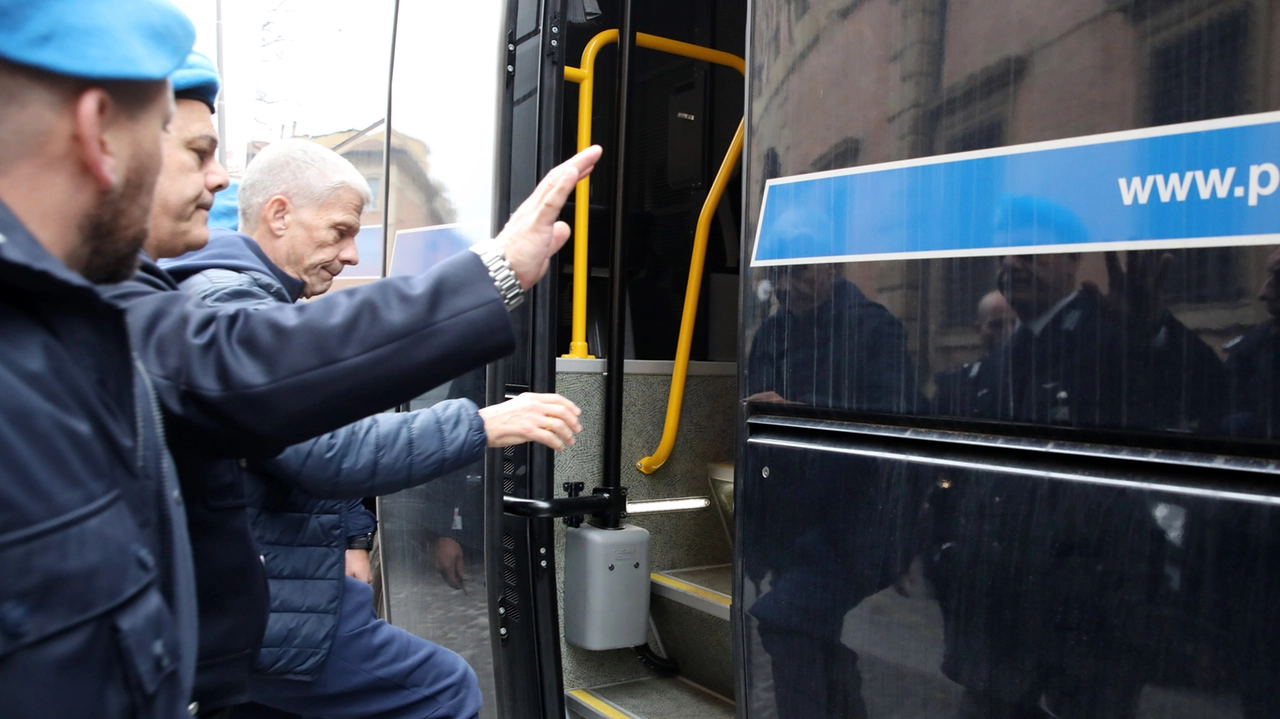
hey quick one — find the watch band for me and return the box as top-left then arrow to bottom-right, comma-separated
347,533 -> 374,551
471,241 -> 524,311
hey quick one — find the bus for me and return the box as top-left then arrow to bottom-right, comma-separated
194,0 -> 1280,716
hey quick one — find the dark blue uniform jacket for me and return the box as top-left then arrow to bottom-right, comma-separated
166,231 -> 488,680
0,202 -> 196,719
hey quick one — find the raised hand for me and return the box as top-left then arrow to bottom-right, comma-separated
1083,250 -> 1173,330
495,145 -> 603,290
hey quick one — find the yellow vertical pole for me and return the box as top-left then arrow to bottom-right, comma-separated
564,29 -> 620,358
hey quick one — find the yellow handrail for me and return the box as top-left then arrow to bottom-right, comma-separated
560,29 -> 744,475
635,120 -> 743,475
561,30 -> 744,360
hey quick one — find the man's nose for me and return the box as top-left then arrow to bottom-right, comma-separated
338,240 -> 360,266
207,158 -> 230,194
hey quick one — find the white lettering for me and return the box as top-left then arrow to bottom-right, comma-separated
1194,167 -> 1236,200
1118,176 -> 1155,206
1155,172 -> 1195,202
1248,163 -> 1279,206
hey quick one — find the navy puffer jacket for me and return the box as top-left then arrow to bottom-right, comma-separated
166,232 -> 487,679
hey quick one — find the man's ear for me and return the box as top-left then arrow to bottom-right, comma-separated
264,195 -> 292,238
72,88 -> 119,190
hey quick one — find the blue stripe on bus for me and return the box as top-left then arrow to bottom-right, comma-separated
750,113 -> 1280,266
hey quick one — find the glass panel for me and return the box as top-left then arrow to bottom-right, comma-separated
744,0 -> 1280,448
742,433 -> 1277,718
376,3 -> 505,719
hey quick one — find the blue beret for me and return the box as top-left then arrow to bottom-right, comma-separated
171,52 -> 219,111
209,180 -> 239,231
993,194 -> 1088,246
0,0 -> 195,81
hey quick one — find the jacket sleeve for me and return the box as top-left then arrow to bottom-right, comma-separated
115,251 -> 514,458
252,398 -> 488,500
340,500 -> 377,540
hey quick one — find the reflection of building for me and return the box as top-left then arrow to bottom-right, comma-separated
750,0 -> 1277,385
247,127 -> 456,290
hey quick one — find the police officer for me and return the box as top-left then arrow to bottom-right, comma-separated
0,2 -> 199,716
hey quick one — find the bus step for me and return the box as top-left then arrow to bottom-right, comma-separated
567,676 -> 734,719
650,564 -> 731,621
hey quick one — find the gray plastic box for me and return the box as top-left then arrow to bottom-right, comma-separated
563,524 -> 651,650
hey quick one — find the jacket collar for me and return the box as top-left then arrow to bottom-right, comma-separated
162,230 -> 306,302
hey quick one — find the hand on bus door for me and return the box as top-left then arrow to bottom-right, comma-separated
478,392 -> 583,451
496,145 -> 603,289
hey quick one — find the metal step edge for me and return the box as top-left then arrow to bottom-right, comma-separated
567,687 -> 641,719
650,571 -> 731,621
566,677 -> 735,719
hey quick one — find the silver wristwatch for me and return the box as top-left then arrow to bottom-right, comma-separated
471,241 -> 524,311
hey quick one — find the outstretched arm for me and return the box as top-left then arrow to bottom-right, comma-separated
258,393 -> 582,499
113,147 -> 602,458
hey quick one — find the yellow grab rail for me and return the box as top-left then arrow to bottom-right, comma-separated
560,29 -> 744,475
635,120 -> 743,475
561,30 -> 745,359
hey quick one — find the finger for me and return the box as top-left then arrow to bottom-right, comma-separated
530,393 -> 582,416
1128,251 -> 1145,286
1104,252 -> 1124,292
561,145 -> 603,179
457,559 -> 469,583
532,425 -> 569,451
533,170 -> 580,228
513,166 -> 568,224
544,417 -> 576,446
537,396 -> 583,429
1154,252 -> 1174,292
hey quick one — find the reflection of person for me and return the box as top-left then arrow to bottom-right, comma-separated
746,262 -> 917,411
927,197 -> 1224,719
933,291 -> 1015,416
1217,248 -> 1280,718
1223,248 -> 1280,438
744,214 -> 923,717
164,140 -> 582,719
965,197 -> 1222,431
421,368 -> 489,590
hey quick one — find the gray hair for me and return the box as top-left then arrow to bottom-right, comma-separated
238,138 -> 373,232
